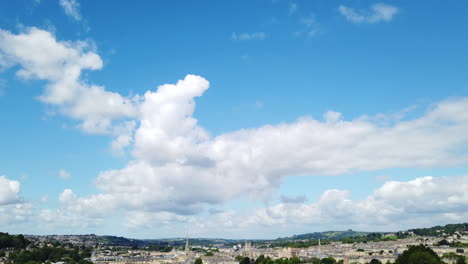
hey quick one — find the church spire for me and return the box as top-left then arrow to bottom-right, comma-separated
185,238 -> 189,255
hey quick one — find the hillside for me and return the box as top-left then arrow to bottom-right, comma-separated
277,230 -> 371,241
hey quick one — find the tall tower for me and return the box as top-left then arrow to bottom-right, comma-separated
185,238 -> 189,256
318,239 -> 321,253
244,241 -> 252,258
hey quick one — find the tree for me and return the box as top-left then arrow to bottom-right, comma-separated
310,257 -> 320,264
320,257 -> 336,264
255,255 -> 266,264
194,258 -> 203,264
240,257 -> 251,264
290,257 -> 301,264
236,256 -> 244,262
395,245 -> 442,264
370,259 -> 382,264
438,239 -> 449,246
455,256 -> 466,264
408,252 -> 440,264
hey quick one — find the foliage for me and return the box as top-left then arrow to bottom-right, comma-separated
310,257 -> 320,264
275,240 -> 328,248
408,223 -> 468,237
238,255 -> 314,264
147,244 -> 173,252
394,245 -> 443,264
235,255 -> 244,262
450,242 -> 468,248
279,231 -> 369,241
8,245 -> 92,264
442,252 -> 466,264
456,257 -> 466,264
0,233 -> 29,249
438,239 -> 450,246
240,257 -> 251,264
320,257 -> 336,264
443,253 -> 462,259
342,233 -> 397,244
370,259 -> 382,264
194,258 -> 203,264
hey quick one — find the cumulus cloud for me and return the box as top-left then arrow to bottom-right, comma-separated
39,189 -> 115,228
50,73 -> 468,227
339,3 -> 398,24
3,27 -> 468,234
0,203 -> 34,225
122,173 -> 468,236
0,176 -> 21,205
249,175 -> 468,232
0,176 -> 31,227
0,27 -> 138,136
59,0 -> 82,21
231,32 -> 266,41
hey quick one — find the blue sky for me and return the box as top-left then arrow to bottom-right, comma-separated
0,0 -> 468,239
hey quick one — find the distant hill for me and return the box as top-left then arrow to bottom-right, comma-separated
276,230 -> 371,241
98,235 -> 146,246
275,223 -> 468,243
19,222 -> 468,248
408,223 -> 468,237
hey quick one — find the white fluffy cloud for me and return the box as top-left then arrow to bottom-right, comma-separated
53,73 -> 468,228
339,3 -> 398,24
0,28 -> 138,135
0,176 -> 32,227
39,189 -> 115,228
249,175 -> 468,232
59,0 -> 82,21
0,176 -> 21,205
2,27 -> 468,234
117,175 -> 468,237
0,203 -> 34,225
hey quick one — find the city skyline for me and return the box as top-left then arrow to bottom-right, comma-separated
0,0 -> 468,239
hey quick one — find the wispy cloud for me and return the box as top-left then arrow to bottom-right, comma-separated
299,14 -> 320,37
58,169 -> 71,180
255,100 -> 264,109
289,3 -> 297,15
231,32 -> 266,41
339,3 -> 398,24
59,0 -> 82,21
